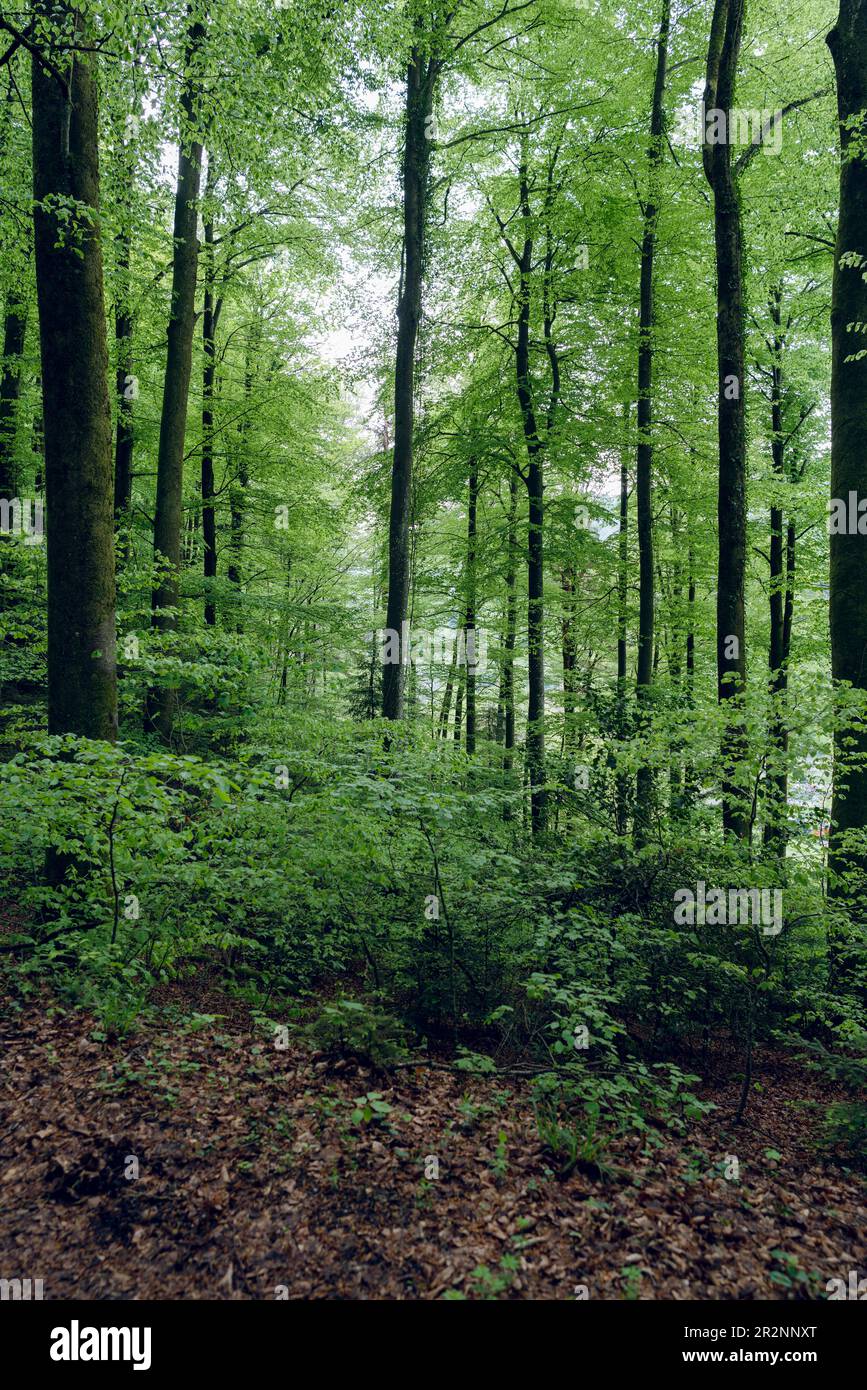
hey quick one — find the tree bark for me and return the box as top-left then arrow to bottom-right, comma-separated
113,145 -> 134,529
0,291 -> 26,503
514,149 -> 546,833
147,16 -> 205,739
828,0 -> 867,894
634,0 -> 671,844
453,632 -> 464,747
201,191 -> 218,627
561,566 -> 578,758
382,44 -> 436,720
227,330 -> 255,629
31,1 -> 117,740
703,0 -> 749,838
763,286 -> 795,857
438,630 -> 457,737
616,404 -> 629,833
464,464 -> 478,754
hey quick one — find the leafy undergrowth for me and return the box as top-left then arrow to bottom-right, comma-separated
0,984 -> 863,1301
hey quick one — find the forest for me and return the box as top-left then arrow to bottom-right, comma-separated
0,0 -> 865,1314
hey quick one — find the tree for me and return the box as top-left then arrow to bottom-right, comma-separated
827,0 -> 867,894
634,0 -> 671,844
31,0 -> 116,740
146,11 -> 206,740
382,23 -> 438,721
702,0 -> 749,838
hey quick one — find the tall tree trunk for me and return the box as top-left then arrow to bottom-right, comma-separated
453,634 -> 464,748
201,186 -> 218,627
0,291 -> 26,502
0,76 -> 28,610
438,631 -> 457,736
31,377 -> 44,491
382,44 -> 436,720
146,15 -> 205,739
561,566 -> 578,758
828,0 -> 867,901
31,1 -> 116,740
514,150 -> 546,833
764,287 -> 793,857
113,150 -> 134,530
703,0 -> 749,838
668,503 -> 685,814
634,0 -> 671,844
227,328 -> 256,629
682,545 -> 697,805
616,404 -> 629,834
501,474 -> 518,815
0,289 -> 26,615
465,464 -> 478,754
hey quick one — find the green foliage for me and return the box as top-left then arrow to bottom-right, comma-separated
791,1034 -> 867,1169
350,1091 -> 393,1125
305,998 -> 409,1067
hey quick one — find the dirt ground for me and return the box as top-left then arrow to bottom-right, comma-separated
0,987 -> 863,1300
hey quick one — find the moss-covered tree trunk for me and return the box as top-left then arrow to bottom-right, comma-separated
0,292 -> 26,503
703,0 -> 749,838
827,0 -> 867,899
113,145 -> 134,532
201,200 -> 219,628
465,465 -> 478,754
31,2 -> 116,741
616,407 -> 630,834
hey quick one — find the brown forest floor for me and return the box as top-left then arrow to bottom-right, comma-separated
0,979 -> 864,1301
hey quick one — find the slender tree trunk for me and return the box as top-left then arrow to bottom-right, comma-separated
616,404 -> 629,833
227,328 -> 256,628
502,474 -> 518,814
764,287 -> 792,857
146,16 -> 205,739
31,2 -> 116,740
828,0 -> 867,901
382,45 -> 436,720
682,546 -> 697,804
686,561 -> 696,685
703,0 -> 749,838
634,0 -> 671,844
669,503 -> 685,813
32,378 -> 44,491
438,632 -> 457,736
514,151 -> 546,833
201,188 -> 218,627
0,79 -> 26,515
465,464 -> 478,754
0,291 -> 26,503
0,79 -> 27,611
113,151 -> 134,530
453,635 -> 464,748
561,566 -> 578,757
